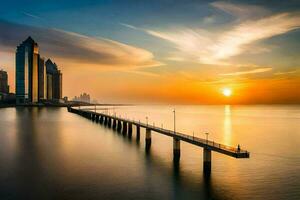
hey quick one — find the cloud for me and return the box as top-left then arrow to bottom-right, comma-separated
22,12 -> 43,20
145,28 -> 219,64
211,12 -> 300,61
202,15 -> 216,24
0,20 -> 160,69
211,1 -> 270,20
220,67 -> 272,76
120,23 -> 139,30
144,3 -> 300,65
165,56 -> 185,62
274,69 -> 299,76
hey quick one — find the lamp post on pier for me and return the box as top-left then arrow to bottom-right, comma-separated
205,132 -> 209,145
173,109 -> 176,134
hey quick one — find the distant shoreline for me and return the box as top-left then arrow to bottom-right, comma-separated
1,103 -> 299,109
0,104 -> 16,108
0,104 -> 67,108
0,102 -> 135,109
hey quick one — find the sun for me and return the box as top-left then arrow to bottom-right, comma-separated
222,88 -> 232,97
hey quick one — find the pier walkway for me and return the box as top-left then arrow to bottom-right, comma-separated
68,106 -> 249,174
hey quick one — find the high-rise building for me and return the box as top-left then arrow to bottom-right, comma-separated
45,59 -> 62,100
0,69 -> 9,94
15,37 -> 63,104
38,56 -> 46,100
15,37 -> 39,104
46,73 -> 53,100
53,70 -> 62,100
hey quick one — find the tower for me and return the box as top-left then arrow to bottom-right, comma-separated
15,37 -> 39,104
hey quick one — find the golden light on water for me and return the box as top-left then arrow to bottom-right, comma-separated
222,88 -> 232,97
223,105 -> 232,146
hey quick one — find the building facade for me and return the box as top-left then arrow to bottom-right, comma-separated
45,59 -> 62,100
15,37 -> 39,104
0,69 -> 9,94
38,56 -> 46,100
46,73 -> 53,100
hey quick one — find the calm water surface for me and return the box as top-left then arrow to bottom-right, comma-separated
0,105 -> 299,200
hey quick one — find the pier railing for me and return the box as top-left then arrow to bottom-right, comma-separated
68,106 -> 249,174
73,106 -> 249,157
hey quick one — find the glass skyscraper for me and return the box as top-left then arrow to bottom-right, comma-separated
16,37 -> 63,104
38,56 -> 46,100
45,59 -> 63,100
16,37 -> 39,104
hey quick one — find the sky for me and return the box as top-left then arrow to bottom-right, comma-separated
0,0 -> 300,104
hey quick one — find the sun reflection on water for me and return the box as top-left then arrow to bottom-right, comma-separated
223,105 -> 232,146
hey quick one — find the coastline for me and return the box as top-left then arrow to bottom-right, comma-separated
0,102 -> 134,109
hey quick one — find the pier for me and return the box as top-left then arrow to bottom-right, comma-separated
68,106 -> 249,174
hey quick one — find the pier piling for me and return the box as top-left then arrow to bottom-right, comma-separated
122,121 -> 127,135
112,119 -> 117,130
104,116 -> 108,126
117,120 -> 122,132
146,128 -> 151,150
108,118 -> 112,128
128,123 -> 133,138
173,138 -> 181,161
203,148 -> 212,175
136,125 -> 140,141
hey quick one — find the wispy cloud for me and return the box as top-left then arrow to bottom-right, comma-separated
165,56 -> 185,62
143,2 -> 300,65
221,67 -> 272,76
274,69 -> 299,76
211,13 -> 300,62
0,20 -> 161,69
120,23 -> 139,30
127,69 -> 161,77
211,1 -> 270,20
202,15 -> 216,24
22,12 -> 43,20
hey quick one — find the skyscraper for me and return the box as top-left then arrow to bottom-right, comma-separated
38,56 -> 46,100
0,69 -> 9,94
47,73 -> 53,100
53,70 -> 62,100
45,59 -> 63,100
15,37 -> 39,104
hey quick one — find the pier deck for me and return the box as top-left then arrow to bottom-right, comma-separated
73,107 -> 249,158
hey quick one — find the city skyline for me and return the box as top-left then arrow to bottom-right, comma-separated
0,0 -> 300,104
15,36 -> 62,104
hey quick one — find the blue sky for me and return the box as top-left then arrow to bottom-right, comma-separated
1,0 -> 299,56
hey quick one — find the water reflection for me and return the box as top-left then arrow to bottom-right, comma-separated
223,105 -> 232,145
1,106 -> 299,200
14,107 -> 44,199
